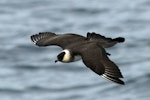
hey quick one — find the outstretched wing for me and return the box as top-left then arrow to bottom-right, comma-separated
78,43 -> 124,85
87,32 -> 125,48
31,32 -> 85,49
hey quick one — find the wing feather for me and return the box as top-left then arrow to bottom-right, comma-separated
30,32 -> 85,49
78,43 -> 124,85
31,32 -> 56,46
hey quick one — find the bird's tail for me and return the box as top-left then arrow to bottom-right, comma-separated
113,37 -> 125,43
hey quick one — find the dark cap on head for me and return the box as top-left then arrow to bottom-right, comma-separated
57,52 -> 65,61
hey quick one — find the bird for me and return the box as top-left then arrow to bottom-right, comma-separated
31,32 -> 125,85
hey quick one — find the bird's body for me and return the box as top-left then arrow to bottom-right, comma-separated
31,32 -> 125,85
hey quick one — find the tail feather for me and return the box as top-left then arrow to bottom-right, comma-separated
86,32 -> 125,48
86,32 -> 110,41
113,37 -> 125,43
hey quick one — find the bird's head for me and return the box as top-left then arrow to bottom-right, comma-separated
55,49 -> 72,63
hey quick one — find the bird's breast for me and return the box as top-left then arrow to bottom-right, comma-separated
73,55 -> 82,61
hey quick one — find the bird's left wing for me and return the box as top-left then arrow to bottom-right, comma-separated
77,43 -> 124,85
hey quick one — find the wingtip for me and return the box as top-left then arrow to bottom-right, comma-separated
101,74 -> 125,85
30,35 -> 38,45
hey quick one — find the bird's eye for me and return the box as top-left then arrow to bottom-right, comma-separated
57,52 -> 65,61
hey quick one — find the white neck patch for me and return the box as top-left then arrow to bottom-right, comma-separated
62,49 -> 71,62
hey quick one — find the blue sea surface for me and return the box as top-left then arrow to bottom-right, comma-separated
0,0 -> 150,100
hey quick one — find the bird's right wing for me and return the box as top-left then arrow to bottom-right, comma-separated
31,32 -> 85,49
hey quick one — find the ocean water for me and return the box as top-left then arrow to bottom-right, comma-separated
0,0 -> 150,100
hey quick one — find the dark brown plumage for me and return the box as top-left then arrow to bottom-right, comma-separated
31,32 -> 125,85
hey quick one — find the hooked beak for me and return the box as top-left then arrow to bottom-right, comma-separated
55,60 -> 58,63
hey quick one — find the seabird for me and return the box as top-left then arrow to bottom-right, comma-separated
31,32 -> 125,85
